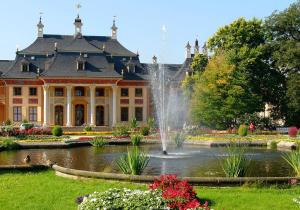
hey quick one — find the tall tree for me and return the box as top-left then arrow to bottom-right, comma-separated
191,54 -> 261,129
265,0 -> 300,125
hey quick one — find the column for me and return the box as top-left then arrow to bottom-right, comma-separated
112,85 -> 117,126
90,86 -> 95,126
43,85 -> 49,127
66,86 -> 72,127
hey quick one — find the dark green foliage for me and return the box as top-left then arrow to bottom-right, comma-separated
22,123 -> 34,130
52,126 -> 63,137
238,125 -> 248,137
116,146 -> 150,175
139,126 -> 150,136
191,53 -> 209,73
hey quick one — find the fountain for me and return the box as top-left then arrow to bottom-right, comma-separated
149,25 -> 187,155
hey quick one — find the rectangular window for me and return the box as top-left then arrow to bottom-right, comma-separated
13,87 -> 22,96
29,107 -> 37,122
55,88 -> 64,97
75,87 -> 85,96
121,88 -> 129,97
121,107 -> 129,122
135,88 -> 143,97
13,106 -> 22,122
135,107 -> 143,121
29,87 -> 37,96
96,88 -> 105,97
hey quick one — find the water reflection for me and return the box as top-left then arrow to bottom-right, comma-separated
0,145 -> 292,177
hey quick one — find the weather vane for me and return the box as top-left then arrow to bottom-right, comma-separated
76,3 -> 82,16
39,12 -> 43,20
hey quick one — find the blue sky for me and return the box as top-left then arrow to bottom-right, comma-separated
0,0 -> 295,63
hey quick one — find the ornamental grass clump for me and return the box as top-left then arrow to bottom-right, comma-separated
283,150 -> 300,176
116,146 -> 149,175
113,123 -> 130,137
172,131 -> 186,148
222,145 -> 250,177
130,134 -> 143,146
90,137 -> 107,147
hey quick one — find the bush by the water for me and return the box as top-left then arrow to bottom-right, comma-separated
90,137 -> 107,147
113,123 -> 130,137
78,188 -> 165,210
238,124 -> 248,136
130,134 -> 143,146
0,138 -> 20,150
139,126 -> 150,136
222,145 -> 250,177
116,146 -> 149,175
52,126 -> 63,137
289,127 -> 298,138
172,132 -> 186,148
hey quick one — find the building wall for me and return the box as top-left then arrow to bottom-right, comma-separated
4,80 -> 150,127
8,85 -> 43,125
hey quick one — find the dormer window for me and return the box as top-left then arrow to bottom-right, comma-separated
77,61 -> 85,70
21,63 -> 29,72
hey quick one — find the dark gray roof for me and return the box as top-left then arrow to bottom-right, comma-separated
2,33 -> 190,81
0,60 -> 13,76
42,52 -> 121,78
20,34 -> 136,57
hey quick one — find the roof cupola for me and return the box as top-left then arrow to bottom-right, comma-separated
185,42 -> 191,59
111,16 -> 118,39
37,15 -> 44,38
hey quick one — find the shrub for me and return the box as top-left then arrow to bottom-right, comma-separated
130,117 -> 138,130
149,174 -> 209,209
130,134 -> 143,146
5,119 -> 11,126
289,127 -> 298,138
113,123 -> 130,137
90,137 -> 107,147
172,131 -> 186,148
0,138 -> 20,150
52,126 -> 63,137
21,123 -> 34,130
78,188 -> 165,210
116,146 -> 149,175
238,124 -> 248,136
0,125 -> 14,136
139,126 -> 150,136
283,150 -> 300,176
222,145 -> 250,177
83,125 -> 92,132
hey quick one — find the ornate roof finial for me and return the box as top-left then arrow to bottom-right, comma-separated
111,16 -> 118,39
76,3 -> 82,17
37,12 -> 44,38
152,55 -> 157,64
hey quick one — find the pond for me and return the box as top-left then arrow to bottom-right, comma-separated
0,144 -> 292,177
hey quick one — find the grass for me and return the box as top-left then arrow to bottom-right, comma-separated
0,170 -> 300,210
283,150 -> 300,176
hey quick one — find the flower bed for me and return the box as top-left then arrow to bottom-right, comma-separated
78,175 -> 210,210
63,131 -> 113,136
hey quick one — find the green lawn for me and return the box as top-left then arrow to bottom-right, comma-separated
0,170 -> 299,210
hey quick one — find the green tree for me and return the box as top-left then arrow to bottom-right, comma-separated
190,53 -> 208,73
265,0 -> 300,125
191,54 -> 261,129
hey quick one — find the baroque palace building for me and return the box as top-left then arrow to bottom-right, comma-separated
0,15 -> 201,128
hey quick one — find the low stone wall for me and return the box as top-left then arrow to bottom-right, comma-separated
52,164 -> 298,186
